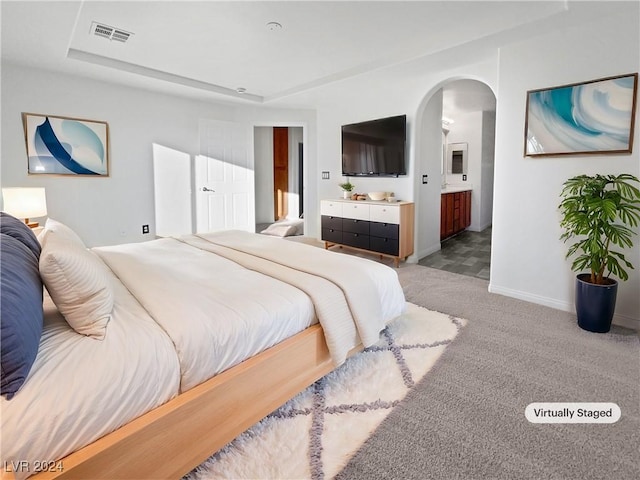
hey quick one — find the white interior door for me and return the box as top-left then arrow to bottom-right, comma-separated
196,119 -> 254,233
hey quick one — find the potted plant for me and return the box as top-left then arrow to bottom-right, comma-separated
559,173 -> 640,332
339,180 -> 355,199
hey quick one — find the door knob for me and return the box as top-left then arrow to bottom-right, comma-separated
202,187 -> 215,192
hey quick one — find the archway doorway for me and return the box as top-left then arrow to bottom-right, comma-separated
416,79 -> 496,280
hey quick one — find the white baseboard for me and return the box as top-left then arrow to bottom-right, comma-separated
413,243 -> 441,262
468,222 -> 492,233
488,284 -> 639,331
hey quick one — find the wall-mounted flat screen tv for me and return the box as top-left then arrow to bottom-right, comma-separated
342,114 -> 406,177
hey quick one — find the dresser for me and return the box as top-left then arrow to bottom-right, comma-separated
320,199 -> 415,267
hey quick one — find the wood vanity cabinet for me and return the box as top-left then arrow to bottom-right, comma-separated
320,199 -> 415,267
441,190 -> 471,241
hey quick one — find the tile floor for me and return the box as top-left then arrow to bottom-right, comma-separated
418,227 -> 492,280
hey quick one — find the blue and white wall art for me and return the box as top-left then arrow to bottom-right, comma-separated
23,113 -> 109,175
525,73 -> 638,156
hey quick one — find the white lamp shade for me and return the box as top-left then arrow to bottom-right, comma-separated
2,188 -> 48,219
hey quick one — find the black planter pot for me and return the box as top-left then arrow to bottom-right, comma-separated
575,273 -> 618,333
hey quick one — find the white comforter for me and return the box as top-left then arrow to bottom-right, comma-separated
95,231 -> 406,391
1,270 -> 180,480
180,230 -> 406,363
94,237 -> 318,392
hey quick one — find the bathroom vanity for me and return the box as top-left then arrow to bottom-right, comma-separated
441,186 -> 471,241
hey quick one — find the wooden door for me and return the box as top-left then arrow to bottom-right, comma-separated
273,127 -> 288,220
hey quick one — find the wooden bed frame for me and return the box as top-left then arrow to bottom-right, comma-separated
4,325 -> 359,480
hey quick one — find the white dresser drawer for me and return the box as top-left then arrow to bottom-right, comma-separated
342,202 -> 370,220
370,204 -> 400,224
320,200 -> 343,217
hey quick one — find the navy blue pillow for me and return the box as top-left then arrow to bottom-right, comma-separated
0,212 -> 41,259
0,233 -> 44,399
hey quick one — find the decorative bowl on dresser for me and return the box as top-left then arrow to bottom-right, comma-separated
320,199 -> 415,267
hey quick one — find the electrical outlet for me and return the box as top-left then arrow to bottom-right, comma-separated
462,174 -> 467,181
142,224 -> 149,234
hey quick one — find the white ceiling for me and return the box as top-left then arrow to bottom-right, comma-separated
1,1 -> 633,112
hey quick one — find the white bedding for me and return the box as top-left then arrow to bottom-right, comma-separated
94,238 -> 317,392
180,230 -> 406,364
1,270 -> 180,480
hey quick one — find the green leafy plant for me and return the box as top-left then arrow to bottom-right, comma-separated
339,181 -> 355,192
559,173 -> 640,284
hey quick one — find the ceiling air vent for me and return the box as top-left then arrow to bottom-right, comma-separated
91,22 -> 133,43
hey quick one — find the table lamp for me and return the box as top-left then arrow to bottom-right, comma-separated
2,187 -> 48,228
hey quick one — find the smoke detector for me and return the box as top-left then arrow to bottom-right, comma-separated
266,22 -> 282,31
91,22 -> 133,43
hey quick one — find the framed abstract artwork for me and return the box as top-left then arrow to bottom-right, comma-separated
23,113 -> 110,175
524,73 -> 638,157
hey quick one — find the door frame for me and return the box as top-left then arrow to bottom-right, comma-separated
251,121 -> 308,233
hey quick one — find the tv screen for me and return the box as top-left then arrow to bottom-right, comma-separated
342,114 -> 406,176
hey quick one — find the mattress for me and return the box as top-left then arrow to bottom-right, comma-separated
1,270 -> 181,480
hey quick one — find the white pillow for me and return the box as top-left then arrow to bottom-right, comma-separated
261,218 -> 304,237
38,218 -> 85,248
260,223 -> 298,237
39,231 -> 113,339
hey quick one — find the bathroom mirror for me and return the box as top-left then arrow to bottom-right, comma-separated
447,142 -> 468,175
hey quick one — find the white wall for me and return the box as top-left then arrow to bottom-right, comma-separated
1,63 -> 315,245
416,90 -> 443,259
480,111 -> 495,230
153,144 -> 192,236
447,111 -> 483,231
288,127 -> 303,220
254,127 -> 274,224
490,11 -> 640,328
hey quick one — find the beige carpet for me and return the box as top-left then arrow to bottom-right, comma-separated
337,264 -> 640,480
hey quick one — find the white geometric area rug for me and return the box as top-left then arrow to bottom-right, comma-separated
185,303 -> 466,480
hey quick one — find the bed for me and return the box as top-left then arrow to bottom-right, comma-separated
0,214 -> 406,479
